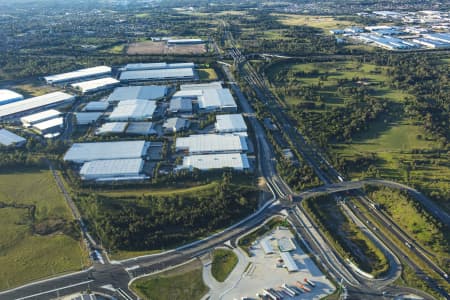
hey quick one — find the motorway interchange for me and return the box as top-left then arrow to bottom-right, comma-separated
1,35 -> 450,300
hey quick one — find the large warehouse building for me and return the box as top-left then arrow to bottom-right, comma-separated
180,153 -> 250,171
80,158 -> 146,181
71,77 -> 119,94
44,66 -> 111,84
0,89 -> 24,106
215,114 -> 247,133
109,100 -> 157,121
107,86 -> 167,102
176,134 -> 248,154
0,92 -> 75,120
120,68 -> 195,82
64,140 -> 149,163
172,83 -> 237,113
121,62 -> 195,71
33,117 -> 63,135
21,109 -> 61,127
0,129 -> 26,147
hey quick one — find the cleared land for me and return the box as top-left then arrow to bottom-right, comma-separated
211,249 -> 238,282
131,259 -> 208,300
127,41 -> 206,55
272,14 -> 359,31
0,169 -> 88,290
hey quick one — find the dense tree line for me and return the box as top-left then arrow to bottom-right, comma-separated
76,173 -> 258,251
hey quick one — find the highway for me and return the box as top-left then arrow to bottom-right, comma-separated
224,23 -> 448,298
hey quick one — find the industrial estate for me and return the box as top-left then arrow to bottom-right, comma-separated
0,1 -> 449,300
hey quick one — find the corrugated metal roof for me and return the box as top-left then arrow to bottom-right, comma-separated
0,92 -> 74,119
126,122 -> 155,135
0,129 -> 26,146
163,117 -> 188,132
280,252 -> 299,272
176,134 -> 247,154
108,86 -> 167,102
20,109 -> 61,125
96,122 -> 127,135
180,81 -> 222,90
199,89 -> 237,110
33,117 -> 63,131
83,101 -> 109,111
0,89 -> 23,105
75,112 -> 102,125
120,68 -> 194,81
181,153 -> 249,170
123,62 -> 195,71
260,237 -> 274,254
44,66 -> 111,84
169,98 -> 193,112
64,140 -> 148,163
109,100 -> 156,121
80,158 -> 143,179
71,77 -> 119,94
215,114 -> 247,133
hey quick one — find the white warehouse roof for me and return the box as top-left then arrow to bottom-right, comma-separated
33,117 -> 63,132
0,129 -> 26,147
21,109 -> 61,126
169,97 -> 193,113
180,81 -> 223,90
181,153 -> 249,171
109,100 -> 157,121
75,112 -> 102,125
120,68 -> 194,82
96,122 -> 127,135
80,158 -> 144,180
215,114 -> 247,133
44,66 -> 111,84
83,101 -> 109,111
64,140 -> 149,163
123,62 -> 195,71
0,89 -> 24,106
0,92 -> 75,120
280,252 -> 299,272
71,77 -> 119,94
199,89 -> 237,111
108,86 -> 167,102
176,134 -> 248,154
260,237 -> 274,254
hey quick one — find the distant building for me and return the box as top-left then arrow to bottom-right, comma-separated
70,77 -> 119,94
64,140 -> 149,163
120,68 -> 195,82
121,62 -> 195,71
215,114 -> 247,133
163,117 -> 189,133
179,153 -> 250,171
75,112 -> 103,125
0,129 -> 26,147
80,158 -> 146,181
0,89 -> 24,106
0,92 -> 75,120
176,134 -> 248,154
167,39 -> 204,45
126,122 -> 156,135
33,117 -> 64,135
95,122 -> 127,135
108,86 -> 168,103
44,66 -> 111,84
168,97 -> 193,114
83,101 -> 109,112
109,100 -> 157,121
21,109 -> 61,127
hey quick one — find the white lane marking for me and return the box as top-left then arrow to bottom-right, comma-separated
16,280 -> 94,300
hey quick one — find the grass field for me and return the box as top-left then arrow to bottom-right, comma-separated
272,14 -> 359,32
198,68 -> 218,81
211,249 -> 238,282
0,169 -> 88,290
12,82 -> 58,97
268,60 -> 409,111
131,259 -> 208,300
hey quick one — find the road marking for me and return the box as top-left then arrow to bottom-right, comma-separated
15,280 -> 94,300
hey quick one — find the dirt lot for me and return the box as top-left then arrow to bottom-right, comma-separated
127,41 -> 207,55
